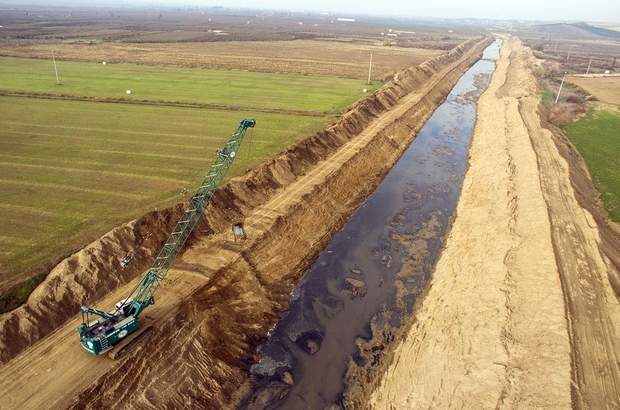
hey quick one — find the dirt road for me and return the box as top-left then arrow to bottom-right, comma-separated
368,36 -> 620,409
0,38 -> 492,408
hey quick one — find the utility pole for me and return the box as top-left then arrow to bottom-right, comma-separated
554,39 -> 558,52
555,72 -> 567,105
567,45 -> 574,61
52,49 -> 60,85
367,53 -> 373,85
586,59 -> 592,75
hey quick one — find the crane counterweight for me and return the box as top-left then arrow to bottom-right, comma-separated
78,118 -> 255,356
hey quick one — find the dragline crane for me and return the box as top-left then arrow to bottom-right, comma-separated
78,118 -> 256,356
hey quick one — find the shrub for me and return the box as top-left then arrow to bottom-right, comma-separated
383,71 -> 396,83
542,60 -> 562,77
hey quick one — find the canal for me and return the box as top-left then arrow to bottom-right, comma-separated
244,38 -> 502,409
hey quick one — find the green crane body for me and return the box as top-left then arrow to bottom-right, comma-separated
78,118 -> 256,355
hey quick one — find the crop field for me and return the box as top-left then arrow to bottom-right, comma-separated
0,57 -> 367,289
567,75 -> 620,105
0,40 -> 442,81
562,107 -> 620,222
0,57 -> 373,113
560,75 -> 620,223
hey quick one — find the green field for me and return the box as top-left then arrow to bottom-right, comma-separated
0,57 -> 374,113
0,57 -> 377,290
561,107 -> 620,222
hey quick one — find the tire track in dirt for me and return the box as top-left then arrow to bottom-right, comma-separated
520,96 -> 620,409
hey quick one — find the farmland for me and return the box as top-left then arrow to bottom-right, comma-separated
0,90 -> 329,290
0,55 -> 376,292
567,75 -> 620,105
0,40 -> 442,81
0,56 -> 373,113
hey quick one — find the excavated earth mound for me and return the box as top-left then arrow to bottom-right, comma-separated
0,36 -> 492,409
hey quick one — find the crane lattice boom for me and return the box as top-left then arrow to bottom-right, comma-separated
78,118 -> 255,356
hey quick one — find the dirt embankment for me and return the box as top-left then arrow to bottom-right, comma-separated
0,36 -> 492,409
357,36 -> 620,409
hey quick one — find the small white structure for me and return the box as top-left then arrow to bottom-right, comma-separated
363,88 -> 367,93
126,90 -> 132,94
102,61 -> 106,65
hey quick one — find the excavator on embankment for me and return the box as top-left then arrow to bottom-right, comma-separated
77,118 -> 255,358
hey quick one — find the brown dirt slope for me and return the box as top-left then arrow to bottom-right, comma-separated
0,37 -> 492,409
367,36 -> 620,409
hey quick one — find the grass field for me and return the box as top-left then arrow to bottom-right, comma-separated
0,56 -> 371,288
562,107 -> 620,222
0,56 -> 376,113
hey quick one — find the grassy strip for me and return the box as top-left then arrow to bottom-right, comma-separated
0,56 -> 376,113
0,95 -> 332,288
561,107 -> 620,222
0,273 -> 47,314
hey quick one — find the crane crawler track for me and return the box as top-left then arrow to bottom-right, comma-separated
108,325 -> 154,360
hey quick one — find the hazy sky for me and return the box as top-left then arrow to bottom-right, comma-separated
145,0 -> 618,23
3,0 -> 619,23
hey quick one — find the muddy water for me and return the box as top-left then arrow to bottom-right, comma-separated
244,40 -> 501,409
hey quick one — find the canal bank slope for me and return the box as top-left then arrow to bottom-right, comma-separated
368,36 -> 620,409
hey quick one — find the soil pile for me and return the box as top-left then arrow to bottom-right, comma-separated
361,36 -> 620,409
0,37 -> 493,408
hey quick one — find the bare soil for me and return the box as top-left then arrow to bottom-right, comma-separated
354,36 -> 620,409
0,37 -> 492,409
567,74 -> 620,104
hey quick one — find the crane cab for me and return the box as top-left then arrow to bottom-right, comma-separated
115,297 -> 135,317
78,311 -> 140,355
